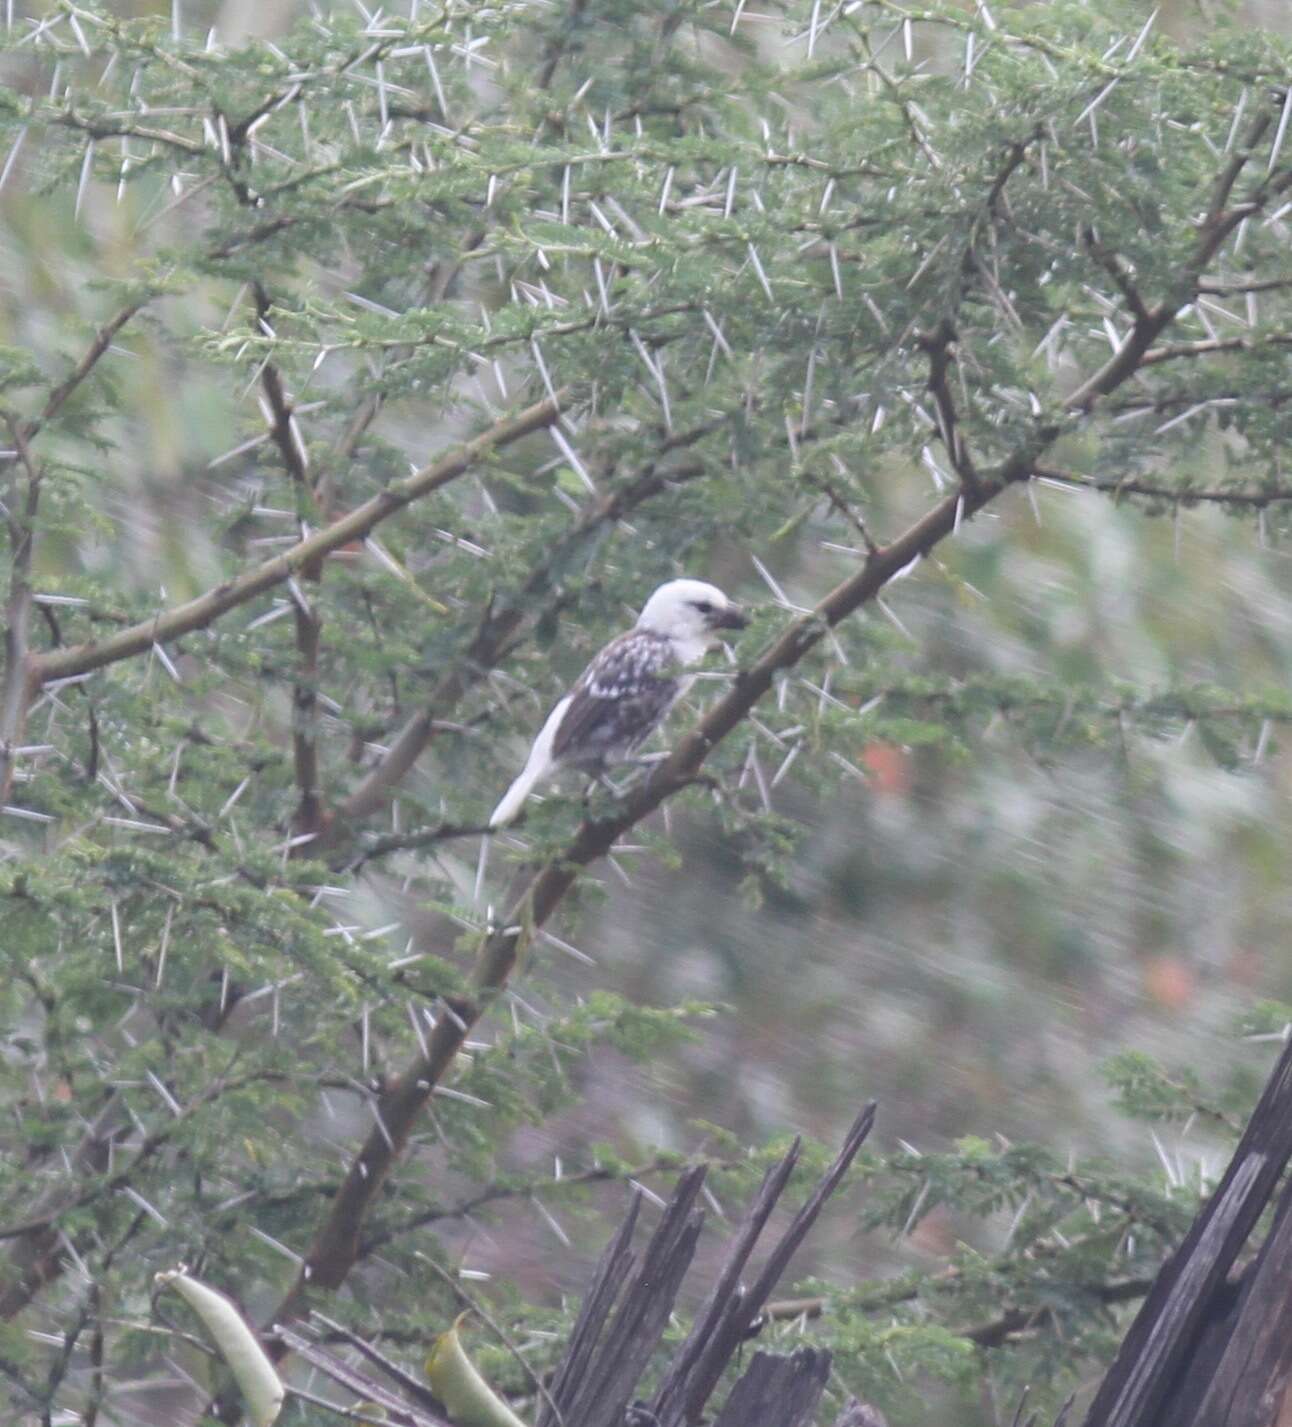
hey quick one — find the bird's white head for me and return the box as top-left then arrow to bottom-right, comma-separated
635,578 -> 748,662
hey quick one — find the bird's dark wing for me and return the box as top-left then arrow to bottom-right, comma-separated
550,629 -> 681,771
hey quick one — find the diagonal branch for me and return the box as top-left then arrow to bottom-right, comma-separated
254,234 -> 1228,1334
1065,102 -> 1290,419
33,391 -> 569,685
263,456 -> 1024,1346
255,108 -> 1271,1323
1185,103 -> 1292,287
1066,118 -> 1292,417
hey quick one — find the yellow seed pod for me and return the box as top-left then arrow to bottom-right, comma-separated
424,1313 -> 529,1427
156,1268 -> 284,1427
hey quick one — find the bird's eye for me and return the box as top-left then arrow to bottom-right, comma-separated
692,600 -> 713,614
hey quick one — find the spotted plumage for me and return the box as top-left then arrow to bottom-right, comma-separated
550,628 -> 686,773
489,579 -> 747,827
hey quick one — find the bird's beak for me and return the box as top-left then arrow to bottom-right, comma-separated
714,604 -> 748,631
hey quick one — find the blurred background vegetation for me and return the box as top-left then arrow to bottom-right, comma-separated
3,0 -> 1292,1423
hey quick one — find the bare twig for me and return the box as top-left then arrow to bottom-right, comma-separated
960,1277 -> 1152,1348
1199,275 -> 1292,295
339,821 -> 494,870
814,477 -> 881,556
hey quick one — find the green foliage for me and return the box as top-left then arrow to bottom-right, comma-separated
0,0 -> 1291,1423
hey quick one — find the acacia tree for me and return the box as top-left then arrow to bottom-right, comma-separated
2,0 -> 1292,1423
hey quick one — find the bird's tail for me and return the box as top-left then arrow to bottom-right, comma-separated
489,767 -> 538,828
489,694 -> 568,827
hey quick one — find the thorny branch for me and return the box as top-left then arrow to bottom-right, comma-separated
33,390 -> 569,684
1062,106 -> 1291,418
239,97 -> 1292,1361
753,1274 -> 1155,1348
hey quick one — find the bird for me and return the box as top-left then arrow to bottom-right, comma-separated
488,578 -> 748,827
